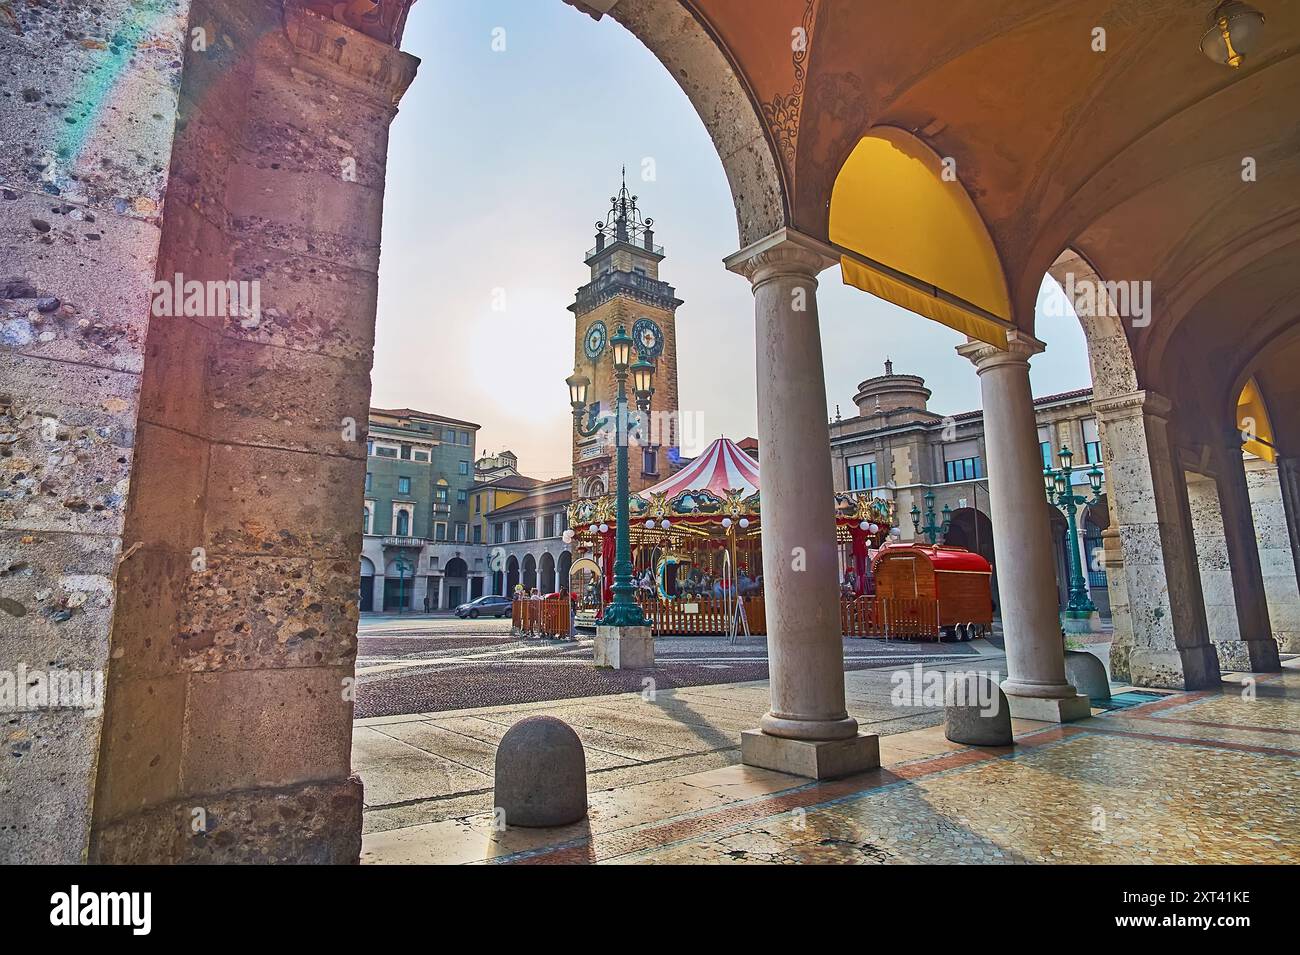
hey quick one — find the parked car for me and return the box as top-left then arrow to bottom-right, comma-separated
455,594 -> 513,619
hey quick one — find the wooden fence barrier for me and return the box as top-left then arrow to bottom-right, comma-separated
512,597 -> 572,638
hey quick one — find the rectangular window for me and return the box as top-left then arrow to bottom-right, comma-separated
509,521 -> 520,543
376,446 -> 397,458
494,523 -> 504,544
456,523 -> 467,542
642,447 -> 657,475
846,461 -> 876,491
1040,442 -> 1053,469
366,440 -> 374,456
457,489 -> 468,504
459,461 -> 469,475
400,443 -> 411,460
364,472 -> 372,491
543,514 -> 554,538
944,457 -> 983,482
443,428 -> 456,442
1085,441 -> 1102,464
459,431 -> 470,446
435,487 -> 448,503
397,476 -> 411,495
1082,417 -> 1102,465
474,496 -> 481,513
434,522 -> 447,541
558,510 -> 568,532
413,449 -> 429,462
473,524 -> 482,544
524,518 -> 536,541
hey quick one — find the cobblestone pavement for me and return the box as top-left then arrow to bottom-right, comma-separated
360,663 -> 1300,865
355,614 -> 982,718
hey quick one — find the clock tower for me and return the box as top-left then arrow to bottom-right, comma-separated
570,170 -> 683,499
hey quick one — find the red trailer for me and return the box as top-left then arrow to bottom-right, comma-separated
872,543 -> 993,641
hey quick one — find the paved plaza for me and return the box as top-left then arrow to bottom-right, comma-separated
356,632 -> 1299,864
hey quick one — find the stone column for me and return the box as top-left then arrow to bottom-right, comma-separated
1278,457 -> 1300,624
1212,446 -> 1281,671
1249,458 -> 1300,652
957,334 -> 1090,721
1093,392 -> 1220,688
724,229 -> 879,778
373,573 -> 386,613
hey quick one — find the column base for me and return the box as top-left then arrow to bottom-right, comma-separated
90,777 -> 363,864
594,625 -> 654,669
740,729 -> 879,779
1062,610 -> 1102,634
1128,645 -> 1222,690
1003,691 -> 1092,723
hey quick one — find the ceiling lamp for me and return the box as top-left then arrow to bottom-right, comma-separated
1200,1 -> 1266,68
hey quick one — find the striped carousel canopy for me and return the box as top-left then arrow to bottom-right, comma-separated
643,437 -> 760,500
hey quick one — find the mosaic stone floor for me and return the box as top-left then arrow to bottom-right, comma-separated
362,665 -> 1300,865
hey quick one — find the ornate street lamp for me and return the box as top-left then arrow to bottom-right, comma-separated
1044,444 -> 1104,615
567,325 -> 654,628
393,554 -> 413,615
910,490 -> 951,545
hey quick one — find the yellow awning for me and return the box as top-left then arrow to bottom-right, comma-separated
1237,377 -> 1276,462
830,127 -> 1013,348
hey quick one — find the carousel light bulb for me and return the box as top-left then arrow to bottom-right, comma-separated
588,524 -> 598,534
598,523 -> 609,533
869,523 -> 879,534
661,519 -> 671,529
738,518 -> 750,529
645,520 -> 655,529
859,521 -> 870,531
722,517 -> 733,528
561,529 -> 574,544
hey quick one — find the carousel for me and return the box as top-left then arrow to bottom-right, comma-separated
564,436 -> 895,633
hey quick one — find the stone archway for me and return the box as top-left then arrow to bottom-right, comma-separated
558,550 -> 573,591
943,507 -> 996,608
12,0 -> 791,864
506,556 -> 521,594
539,552 -> 557,593
522,554 -> 538,592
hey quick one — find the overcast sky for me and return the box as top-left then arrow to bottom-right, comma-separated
373,0 -> 1092,480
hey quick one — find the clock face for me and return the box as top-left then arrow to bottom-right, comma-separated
633,318 -> 664,359
584,321 -> 607,361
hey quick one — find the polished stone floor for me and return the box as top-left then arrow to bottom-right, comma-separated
360,658 -> 1299,865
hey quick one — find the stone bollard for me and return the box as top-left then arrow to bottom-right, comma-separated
1065,649 -> 1111,702
943,672 -> 1013,746
493,716 -> 587,828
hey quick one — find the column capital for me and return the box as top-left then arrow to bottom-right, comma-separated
724,227 -> 839,286
1093,389 -> 1172,423
955,329 -> 1044,372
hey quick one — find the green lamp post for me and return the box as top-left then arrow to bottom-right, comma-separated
1043,444 -> 1104,615
566,325 -> 655,628
393,554 -> 413,615
910,490 -> 951,545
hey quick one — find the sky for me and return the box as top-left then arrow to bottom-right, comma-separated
373,0 -> 1093,481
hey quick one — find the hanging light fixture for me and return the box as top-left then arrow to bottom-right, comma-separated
1200,1 -> 1266,69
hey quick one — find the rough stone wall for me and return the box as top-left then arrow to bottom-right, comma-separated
1185,471 -> 1243,656
0,0 -> 193,864
87,1 -> 417,863
1246,458 -> 1300,652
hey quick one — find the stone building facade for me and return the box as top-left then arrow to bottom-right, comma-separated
359,408 -> 486,612
484,478 -> 574,596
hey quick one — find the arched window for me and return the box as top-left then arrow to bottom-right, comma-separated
396,509 -> 409,536
362,506 -> 371,532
